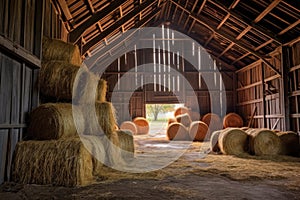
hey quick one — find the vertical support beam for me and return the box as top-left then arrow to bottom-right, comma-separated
281,46 -> 291,131
33,0 -> 45,59
261,63 -> 267,128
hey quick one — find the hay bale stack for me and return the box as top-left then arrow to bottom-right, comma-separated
189,121 -> 209,141
174,106 -> 189,117
39,61 -> 107,102
167,122 -> 190,141
28,103 -> 84,140
167,118 -> 177,126
276,131 -> 300,156
246,129 -> 281,156
223,113 -> 244,128
202,113 -> 222,132
210,130 -> 221,153
218,128 -> 248,156
12,138 -> 93,186
120,121 -> 137,135
42,36 -> 82,65
176,113 -> 192,127
189,111 -> 201,121
133,117 -> 149,135
116,130 -> 135,159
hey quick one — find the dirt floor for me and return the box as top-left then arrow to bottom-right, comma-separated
1,122 -> 300,199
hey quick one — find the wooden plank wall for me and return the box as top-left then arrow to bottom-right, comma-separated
236,50 -> 284,130
289,41 -> 300,134
103,48 -> 235,124
0,0 -> 68,184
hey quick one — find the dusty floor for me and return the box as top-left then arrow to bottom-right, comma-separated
1,123 -> 300,199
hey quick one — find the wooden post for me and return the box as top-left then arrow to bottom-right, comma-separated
281,46 -> 291,131
33,0 -> 45,59
261,63 -> 267,128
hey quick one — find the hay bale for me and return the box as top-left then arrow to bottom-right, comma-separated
218,128 -> 248,156
42,36 -> 82,65
120,121 -> 137,135
223,113 -> 244,128
176,113 -> 192,127
39,61 -> 107,102
189,111 -> 201,121
116,130 -> 135,159
189,121 -> 209,141
133,117 -> 149,135
202,113 -> 222,132
167,122 -> 190,141
246,129 -> 281,156
210,130 -> 221,153
174,106 -> 190,117
167,118 -> 177,126
276,131 -> 300,156
28,103 -> 84,140
12,138 -> 93,186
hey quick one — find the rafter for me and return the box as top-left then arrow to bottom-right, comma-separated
57,0 -> 73,23
254,0 -> 282,23
218,42 -> 234,58
82,0 -> 161,54
183,0 -> 206,30
204,33 -> 214,47
229,0 -> 240,9
217,13 -> 230,30
278,19 -> 300,36
69,1 -> 126,43
84,0 -> 95,14
254,39 -> 274,51
231,52 -> 251,65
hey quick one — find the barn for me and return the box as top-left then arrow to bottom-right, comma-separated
0,0 -> 300,199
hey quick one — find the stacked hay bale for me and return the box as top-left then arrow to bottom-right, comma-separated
133,117 -> 150,135
223,113 -> 244,128
12,37 -> 134,186
275,131 -> 300,156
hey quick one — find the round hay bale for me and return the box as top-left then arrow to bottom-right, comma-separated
28,103 -> 84,140
210,130 -> 221,153
133,117 -> 149,135
42,36 -> 82,65
167,122 -> 190,141
167,118 -> 177,126
174,106 -> 189,117
120,121 -> 137,135
176,113 -> 192,127
246,129 -> 281,156
189,121 -> 209,141
39,61 -> 107,102
223,113 -> 244,128
189,111 -> 201,121
218,128 -> 249,156
276,131 -> 300,156
202,113 -> 222,132
116,130 -> 135,158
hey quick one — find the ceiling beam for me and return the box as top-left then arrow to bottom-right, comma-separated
254,0 -> 282,23
172,0 -> 281,76
218,42 -> 234,58
229,0 -> 240,9
278,19 -> 300,36
204,33 -> 214,47
82,0 -> 160,54
254,39 -> 274,51
183,0 -> 206,30
217,13 -> 230,30
207,0 -> 282,44
69,0 -> 126,43
231,52 -> 251,65
85,0 -> 95,14
57,0 -> 73,22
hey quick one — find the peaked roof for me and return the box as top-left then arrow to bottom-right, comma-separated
54,0 -> 300,70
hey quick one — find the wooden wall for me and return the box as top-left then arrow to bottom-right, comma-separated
0,0 -> 67,184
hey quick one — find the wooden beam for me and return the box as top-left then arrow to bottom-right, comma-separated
217,13 -> 230,30
254,0 -> 282,23
207,0 -> 282,43
236,26 -> 252,40
218,42 -> 234,58
57,0 -> 73,21
231,52 -> 250,65
82,0 -> 160,54
229,0 -> 240,9
178,0 -> 189,25
183,0 -> 206,30
85,0 -> 95,13
33,0 -> 45,59
254,39 -> 273,51
278,19 -> 300,36
204,33 -> 214,47
69,0 -> 126,43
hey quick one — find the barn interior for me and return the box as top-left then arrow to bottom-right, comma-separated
1,0 -> 300,199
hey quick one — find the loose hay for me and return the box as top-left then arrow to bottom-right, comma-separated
218,128 -> 248,156
116,130 -> 135,159
202,113 -> 222,132
223,113 -> 244,128
39,61 -> 107,102
120,121 -> 137,135
28,103 -> 84,140
42,36 -> 82,65
12,138 -> 93,187
276,131 -> 300,156
167,122 -> 190,141
189,121 -> 209,141
174,107 -> 189,117
246,129 -> 281,156
133,117 -> 149,135
176,113 -> 192,127
210,130 -> 221,153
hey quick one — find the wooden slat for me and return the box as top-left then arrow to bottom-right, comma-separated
218,42 -> 234,58
217,13 -> 230,30
278,19 -> 300,36
254,39 -> 274,51
57,0 -> 73,21
229,0 -> 240,9
254,0 -> 282,23
33,0 -> 44,58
